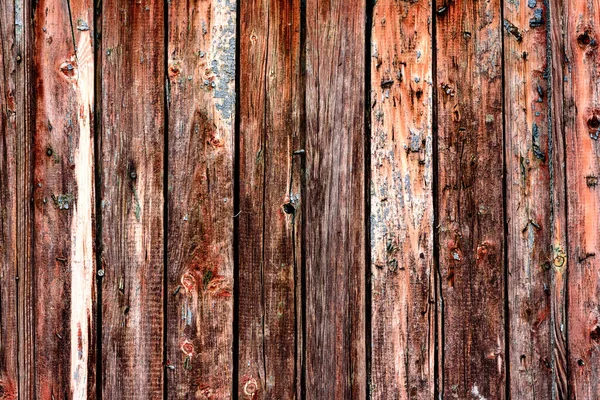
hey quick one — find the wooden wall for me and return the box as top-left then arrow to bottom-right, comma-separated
0,0 -> 598,398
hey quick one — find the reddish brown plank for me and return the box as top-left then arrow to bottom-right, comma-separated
504,1 -> 553,398
304,1 -> 366,398
563,1 -> 600,397
100,2 -> 164,398
0,1 -> 28,397
166,0 -> 235,397
238,0 -> 302,397
436,0 -> 505,397
547,0 -> 569,396
31,0 -> 96,397
369,0 -> 435,398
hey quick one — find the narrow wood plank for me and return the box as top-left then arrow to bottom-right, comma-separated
547,0 -> 569,396
504,1 -> 553,398
166,0 -> 235,397
100,2 -> 164,398
563,0 -> 600,397
435,0 -> 505,398
0,1 -> 26,397
369,0 -> 435,398
304,1 -> 366,397
32,0 -> 96,397
238,0 -> 303,397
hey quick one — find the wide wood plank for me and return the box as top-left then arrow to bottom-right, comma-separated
32,0 -> 96,397
0,1 -> 28,397
435,0 -> 505,397
238,0 -> 302,397
369,0 -> 435,398
304,1 -> 366,398
504,1 -> 553,398
166,0 -> 235,397
100,1 -> 165,398
563,0 -> 600,397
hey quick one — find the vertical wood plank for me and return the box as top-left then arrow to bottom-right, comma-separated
238,0 -> 303,397
100,1 -> 164,398
563,0 -> 600,397
166,0 -> 235,397
504,0 -> 553,398
0,1 -> 27,397
369,0 -> 435,398
547,0 -> 569,396
304,1 -> 366,398
32,0 -> 96,397
435,0 -> 505,398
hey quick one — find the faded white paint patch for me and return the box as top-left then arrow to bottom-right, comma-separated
471,384 -> 487,400
70,31 -> 94,399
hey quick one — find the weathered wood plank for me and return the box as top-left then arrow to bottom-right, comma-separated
238,0 -> 302,397
369,0 -> 434,398
435,0 -> 505,397
563,0 -> 600,397
166,0 -> 235,397
304,1 -> 366,398
504,1 -> 553,398
0,1 -> 28,397
100,2 -> 164,398
547,0 -> 568,396
32,0 -> 96,397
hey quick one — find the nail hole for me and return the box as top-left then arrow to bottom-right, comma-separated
588,116 -> 600,130
578,32 -> 592,46
578,359 -> 585,366
282,203 -> 295,214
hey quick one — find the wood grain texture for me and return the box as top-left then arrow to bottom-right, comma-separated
100,1 -> 164,398
547,0 -> 568,396
166,0 -> 235,397
238,0 -> 302,397
32,0 -> 96,397
304,0 -> 366,398
504,0 -> 553,398
435,0 -> 505,398
369,0 -> 434,398
563,0 -> 600,398
0,1 -> 28,398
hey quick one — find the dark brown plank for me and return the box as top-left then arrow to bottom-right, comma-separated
369,0 -> 435,398
435,0 -> 505,397
563,0 -> 600,397
547,0 -> 568,396
504,1 -> 553,398
0,1 -> 27,397
238,0 -> 302,397
32,0 -> 96,397
166,0 -> 235,397
100,2 -> 164,398
304,1 -> 366,398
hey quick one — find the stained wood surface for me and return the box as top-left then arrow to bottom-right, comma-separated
504,1 -> 553,398
238,0 -> 302,398
166,0 -> 235,397
369,0 -> 434,398
563,1 -> 600,398
3,1 -> 600,398
100,1 -> 165,398
436,0 -> 505,398
32,0 -> 96,398
304,1 -> 366,398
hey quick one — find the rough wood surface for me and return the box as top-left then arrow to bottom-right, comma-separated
563,0 -> 600,397
32,0 -> 96,397
166,0 -> 235,397
238,0 -> 302,397
436,0 -> 505,398
100,2 -> 165,398
0,2 -> 28,398
304,1 -> 366,398
504,0 -> 553,398
547,0 -> 569,396
369,0 -> 434,398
